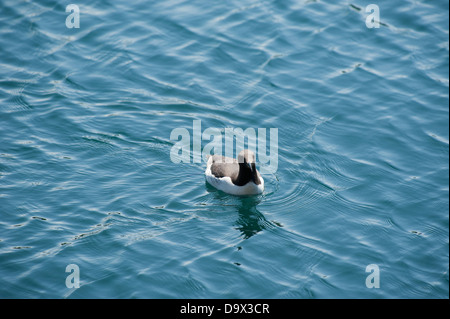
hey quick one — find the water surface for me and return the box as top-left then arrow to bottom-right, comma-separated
0,0 -> 448,298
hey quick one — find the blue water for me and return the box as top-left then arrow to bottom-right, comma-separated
0,0 -> 448,299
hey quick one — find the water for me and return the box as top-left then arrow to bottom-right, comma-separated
0,0 -> 448,299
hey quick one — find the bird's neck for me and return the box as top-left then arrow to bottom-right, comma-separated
235,162 -> 261,186
234,162 -> 253,186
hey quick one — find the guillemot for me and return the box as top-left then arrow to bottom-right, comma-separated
205,149 -> 264,195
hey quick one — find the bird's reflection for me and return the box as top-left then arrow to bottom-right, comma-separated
234,196 -> 269,239
205,182 -> 281,239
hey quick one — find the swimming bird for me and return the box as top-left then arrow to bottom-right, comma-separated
205,149 -> 264,195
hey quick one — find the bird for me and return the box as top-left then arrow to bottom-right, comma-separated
205,149 -> 264,195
